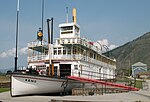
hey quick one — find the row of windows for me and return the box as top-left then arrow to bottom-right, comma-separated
61,26 -> 73,31
61,26 -> 79,32
61,31 -> 73,34
53,46 -> 115,65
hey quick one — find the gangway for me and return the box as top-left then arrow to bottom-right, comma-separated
67,76 -> 139,91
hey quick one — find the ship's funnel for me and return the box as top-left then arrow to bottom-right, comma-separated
72,8 -> 77,24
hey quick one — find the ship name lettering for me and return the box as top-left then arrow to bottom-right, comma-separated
25,79 -> 36,83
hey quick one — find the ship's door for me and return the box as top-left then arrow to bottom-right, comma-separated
54,66 -> 57,76
60,64 -> 71,77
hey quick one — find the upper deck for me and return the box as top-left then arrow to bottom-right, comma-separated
27,8 -> 116,68
28,40 -> 48,52
27,37 -> 116,68
56,37 -> 102,54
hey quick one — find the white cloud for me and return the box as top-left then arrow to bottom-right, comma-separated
0,47 -> 28,58
19,47 -> 28,55
109,44 -> 117,50
94,39 -> 117,52
98,39 -> 109,46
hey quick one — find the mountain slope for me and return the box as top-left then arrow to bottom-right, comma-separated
106,32 -> 150,71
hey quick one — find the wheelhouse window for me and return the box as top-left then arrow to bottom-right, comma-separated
61,26 -> 73,31
54,48 -> 57,55
75,26 -> 79,33
61,26 -> 73,34
58,48 -> 62,55
61,31 -> 73,34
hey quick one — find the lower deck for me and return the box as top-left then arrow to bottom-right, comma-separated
27,60 -> 115,80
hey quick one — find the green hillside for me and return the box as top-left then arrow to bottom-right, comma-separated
105,32 -> 150,75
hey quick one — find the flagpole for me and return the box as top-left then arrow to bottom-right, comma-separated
41,0 -> 44,32
66,7 -> 68,23
15,0 -> 19,72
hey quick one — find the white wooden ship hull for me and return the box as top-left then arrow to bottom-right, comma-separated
11,74 -> 81,96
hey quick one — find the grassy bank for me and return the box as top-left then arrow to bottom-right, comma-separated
0,75 -> 10,82
116,76 -> 144,89
0,75 -> 10,92
135,80 -> 143,89
0,88 -> 10,93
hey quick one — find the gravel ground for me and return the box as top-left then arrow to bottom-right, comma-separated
0,90 -> 150,102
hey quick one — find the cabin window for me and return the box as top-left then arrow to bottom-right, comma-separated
68,49 -> 71,54
62,40 -> 64,44
96,54 -> 98,60
102,57 -> 105,63
99,55 -> 102,61
94,53 -> 96,59
72,39 -> 75,43
73,46 -> 77,54
58,48 -> 62,55
109,69 -> 112,73
99,68 -> 102,74
74,65 -> 78,70
68,39 -> 70,43
45,50 -> 48,55
58,50 -> 61,55
81,49 -> 84,55
77,39 -> 81,43
54,48 -> 57,55
57,40 -> 60,44
90,52 -> 93,58
63,49 -> 66,55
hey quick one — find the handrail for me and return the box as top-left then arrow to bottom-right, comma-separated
68,76 -> 139,91
28,40 -> 48,48
28,54 -> 48,62
59,37 -> 101,54
80,69 -> 115,79
71,68 -> 115,80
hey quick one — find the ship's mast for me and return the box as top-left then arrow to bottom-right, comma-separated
47,18 -> 53,76
15,0 -> 20,72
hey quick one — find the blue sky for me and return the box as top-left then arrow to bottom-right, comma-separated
1,0 -> 150,71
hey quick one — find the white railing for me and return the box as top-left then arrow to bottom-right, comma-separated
28,53 -> 116,70
81,56 -> 115,68
71,69 -> 115,80
28,55 -> 48,62
53,54 -> 83,60
28,40 -> 48,48
58,38 -> 101,54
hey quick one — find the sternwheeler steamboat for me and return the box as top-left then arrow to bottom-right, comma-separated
11,8 -> 116,96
